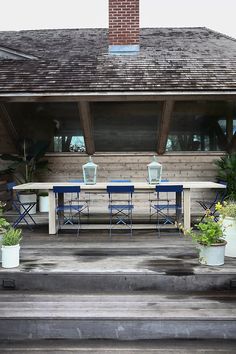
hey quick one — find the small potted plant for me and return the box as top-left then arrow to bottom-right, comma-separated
1,139 -> 50,215
215,201 -> 236,258
1,227 -> 22,268
0,201 -> 10,263
179,213 -> 226,266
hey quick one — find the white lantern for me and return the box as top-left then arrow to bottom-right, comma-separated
147,156 -> 162,184
82,156 -> 97,185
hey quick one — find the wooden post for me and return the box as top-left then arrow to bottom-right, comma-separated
228,132 -> 236,153
78,101 -> 95,155
157,100 -> 174,155
0,103 -> 19,149
226,112 -> 233,143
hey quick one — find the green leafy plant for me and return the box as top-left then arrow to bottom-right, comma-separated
215,153 -> 236,200
0,201 -> 10,233
2,227 -> 22,246
179,215 -> 224,247
0,139 -> 50,184
215,201 -> 236,219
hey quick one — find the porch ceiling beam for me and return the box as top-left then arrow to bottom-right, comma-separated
0,91 -> 236,102
78,101 -> 95,155
0,103 -> 19,148
157,100 -> 174,155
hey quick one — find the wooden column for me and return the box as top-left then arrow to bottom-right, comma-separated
226,112 -> 233,143
77,101 -> 95,155
229,132 -> 236,153
0,103 -> 19,149
157,100 -> 174,155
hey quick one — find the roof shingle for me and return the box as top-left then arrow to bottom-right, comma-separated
0,27 -> 236,93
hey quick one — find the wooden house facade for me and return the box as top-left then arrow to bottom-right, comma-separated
0,0 -> 236,215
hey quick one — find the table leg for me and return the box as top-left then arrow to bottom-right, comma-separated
48,190 -> 56,235
183,189 -> 191,229
176,191 -> 182,222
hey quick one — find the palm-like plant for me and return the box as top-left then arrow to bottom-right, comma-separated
215,153 -> 236,200
0,139 -> 50,184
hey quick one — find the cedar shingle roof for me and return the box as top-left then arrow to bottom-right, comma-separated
0,27 -> 236,93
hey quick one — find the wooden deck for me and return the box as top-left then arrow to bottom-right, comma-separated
1,227 -> 236,342
1,227 -> 235,276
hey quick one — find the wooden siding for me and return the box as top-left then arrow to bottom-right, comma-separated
39,152 -> 224,215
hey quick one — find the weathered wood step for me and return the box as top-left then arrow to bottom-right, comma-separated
1,339 -> 236,353
0,291 -> 236,340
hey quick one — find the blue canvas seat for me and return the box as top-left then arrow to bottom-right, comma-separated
53,186 -> 86,235
7,182 -> 37,230
150,185 -> 183,233
107,185 -> 134,237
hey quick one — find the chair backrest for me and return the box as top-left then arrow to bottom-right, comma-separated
53,186 -> 81,194
155,185 -> 183,193
107,185 -> 134,195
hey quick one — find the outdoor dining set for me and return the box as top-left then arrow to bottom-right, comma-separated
10,156 -> 226,236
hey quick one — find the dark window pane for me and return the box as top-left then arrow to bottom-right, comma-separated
93,102 -> 160,152
167,101 -> 235,152
5,102 -> 85,153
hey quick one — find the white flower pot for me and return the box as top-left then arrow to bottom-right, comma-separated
39,195 -> 49,212
198,241 -> 226,266
19,192 -> 37,215
1,244 -> 20,268
222,216 -> 236,257
0,233 -> 3,263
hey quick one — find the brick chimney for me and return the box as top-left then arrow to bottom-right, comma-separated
109,0 -> 140,54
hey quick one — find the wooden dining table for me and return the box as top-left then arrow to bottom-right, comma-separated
14,181 -> 226,235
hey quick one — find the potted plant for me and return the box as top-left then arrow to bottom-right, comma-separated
38,192 -> 49,212
1,227 -> 22,268
179,214 -> 226,266
0,201 -> 10,263
215,201 -> 236,257
0,139 -> 50,214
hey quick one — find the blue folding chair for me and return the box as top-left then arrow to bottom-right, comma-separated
196,181 -> 227,221
53,186 -> 86,235
67,179 -> 90,220
150,185 -> 183,234
149,179 -> 169,220
7,182 -> 37,230
107,185 -> 134,237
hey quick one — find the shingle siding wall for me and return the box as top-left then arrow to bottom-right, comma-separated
39,152 -> 222,216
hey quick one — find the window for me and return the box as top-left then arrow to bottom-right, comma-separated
6,102 -> 86,153
93,102 -> 161,152
166,101 -> 235,152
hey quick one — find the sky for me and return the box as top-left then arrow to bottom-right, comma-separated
0,0 -> 236,38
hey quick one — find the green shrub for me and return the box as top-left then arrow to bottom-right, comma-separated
215,201 -> 236,218
215,153 -> 236,200
179,215 -> 224,246
2,227 -> 22,246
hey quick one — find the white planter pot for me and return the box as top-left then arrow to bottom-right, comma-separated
19,193 -> 37,215
1,244 -> 20,268
0,233 -> 3,263
222,217 -> 236,257
39,196 -> 49,212
198,241 -> 226,266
